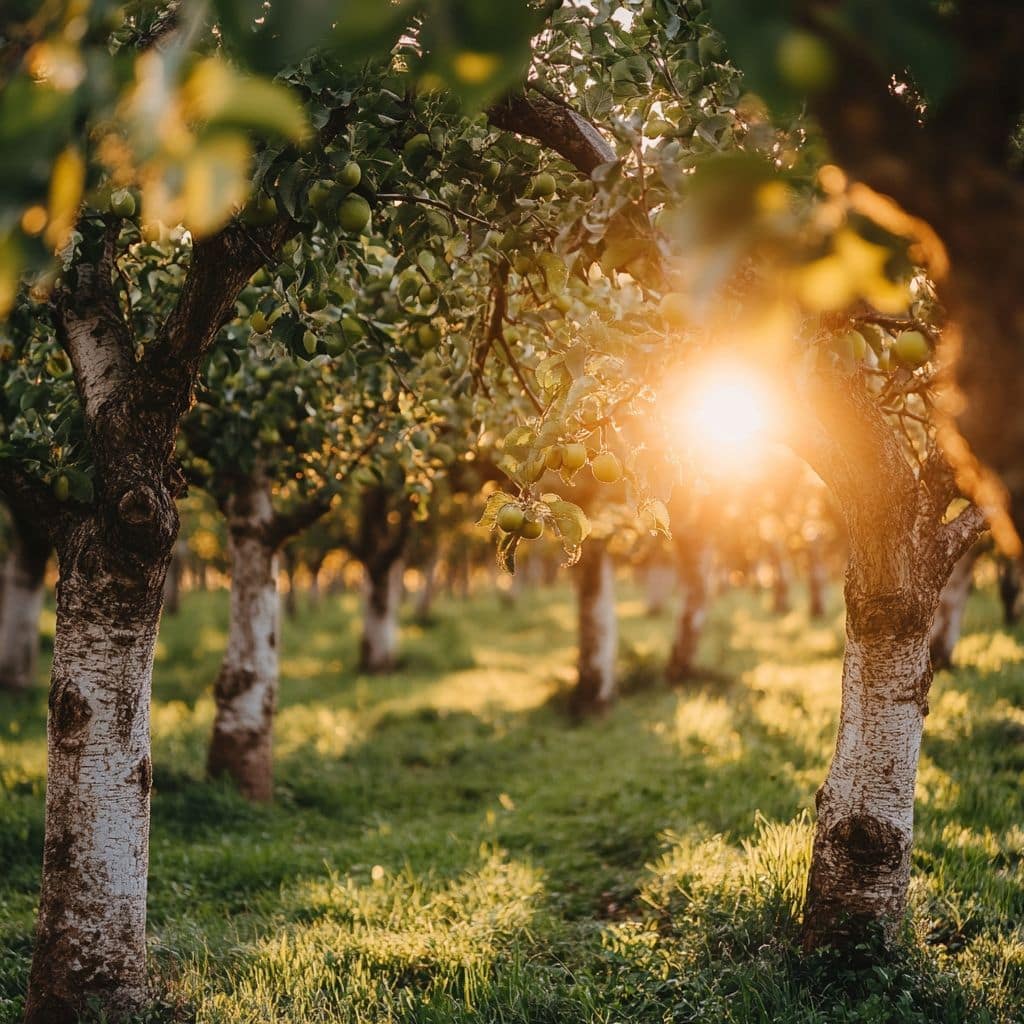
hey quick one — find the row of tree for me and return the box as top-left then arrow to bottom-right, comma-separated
4,1 -> 1024,1020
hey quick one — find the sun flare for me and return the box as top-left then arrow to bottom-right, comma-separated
673,361 -> 779,469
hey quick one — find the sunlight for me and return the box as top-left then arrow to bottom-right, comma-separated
672,360 -> 780,470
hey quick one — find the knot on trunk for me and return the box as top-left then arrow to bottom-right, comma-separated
113,483 -> 178,556
214,666 -> 257,702
118,486 -> 159,527
846,588 -> 933,638
49,679 -> 92,751
827,813 -> 904,870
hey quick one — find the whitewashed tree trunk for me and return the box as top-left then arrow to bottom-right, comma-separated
360,558 -> 403,673
802,614 -> 932,948
0,523 -> 49,691
572,541 -> 617,715
666,537 -> 713,684
929,546 -> 981,670
643,562 -> 675,617
414,548 -> 440,623
791,382 -> 987,952
208,477 -> 279,802
26,525 -> 167,1023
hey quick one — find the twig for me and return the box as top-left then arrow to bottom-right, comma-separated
377,193 -> 494,229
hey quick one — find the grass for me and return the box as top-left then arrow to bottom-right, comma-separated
1,574 -> 1022,1022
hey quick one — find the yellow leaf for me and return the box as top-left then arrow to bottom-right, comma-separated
452,51 -> 501,85
182,135 -> 252,237
45,146 -> 84,249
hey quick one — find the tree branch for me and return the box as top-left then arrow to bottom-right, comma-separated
487,90 -> 616,175
938,503 -> 989,571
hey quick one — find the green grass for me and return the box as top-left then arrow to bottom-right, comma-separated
1,577 -> 1023,1022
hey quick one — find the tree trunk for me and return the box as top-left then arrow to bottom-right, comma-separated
207,477 -> 279,802
0,519 -> 49,692
929,546 -> 980,670
801,604 -> 933,951
572,541 -> 617,716
308,557 -> 325,608
643,562 -> 675,617
807,537 -> 828,620
25,525 -> 169,1023
791,379 -> 986,953
666,537 -> 712,685
998,558 -> 1021,626
771,542 -> 793,614
414,548 -> 440,623
359,558 -> 403,673
281,548 -> 298,621
161,537 -> 186,616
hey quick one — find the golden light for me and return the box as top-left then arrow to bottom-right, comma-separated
671,359 -> 781,473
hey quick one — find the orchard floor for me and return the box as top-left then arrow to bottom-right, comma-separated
1,578 -> 1023,1023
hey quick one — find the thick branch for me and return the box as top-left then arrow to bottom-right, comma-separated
56,222 -> 132,423
937,503 -> 989,572
487,90 -> 615,175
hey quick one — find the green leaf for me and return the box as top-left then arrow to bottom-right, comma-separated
476,489 -> 517,530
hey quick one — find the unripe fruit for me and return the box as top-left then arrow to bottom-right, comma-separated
544,445 -> 564,471
483,160 -> 501,183
418,283 -> 437,304
307,180 -> 336,217
497,504 -> 525,533
403,133 -> 432,170
520,517 -> 543,540
893,329 -> 931,368
337,161 -> 362,189
109,188 -> 136,218
562,443 -> 587,471
591,451 -> 622,484
531,172 -> 556,198
302,329 -> 318,355
658,291 -> 689,329
250,311 -> 269,334
338,195 -> 371,233
417,323 -> 441,350
776,30 -> 834,93
835,328 -> 867,362
241,195 -> 278,226
53,473 -> 70,502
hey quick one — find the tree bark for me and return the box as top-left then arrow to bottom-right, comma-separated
353,486 -> 410,673
791,380 -> 987,952
998,557 -> 1021,626
642,561 -> 675,617
929,546 -> 981,670
801,610 -> 932,950
359,557 -> 403,673
807,536 -> 828,620
280,547 -> 298,621
0,516 -> 49,692
665,537 -> 712,685
25,521 -> 169,1024
308,556 -> 325,608
572,541 -> 617,716
161,537 -> 186,616
207,476 -> 279,802
414,547 -> 440,623
771,541 -> 793,615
